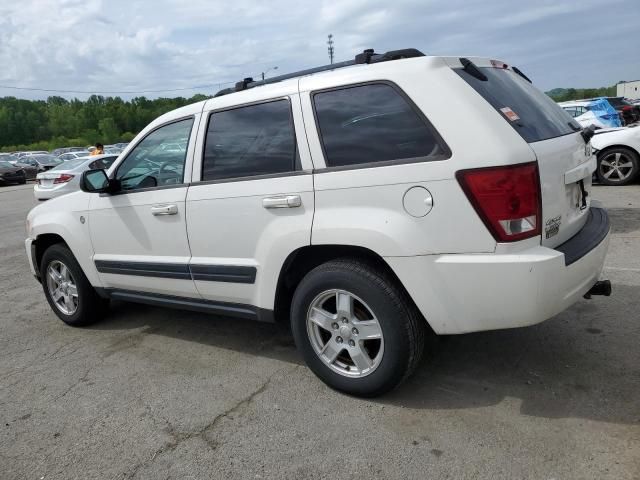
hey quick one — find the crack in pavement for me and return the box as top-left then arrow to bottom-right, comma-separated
124,365 -> 298,479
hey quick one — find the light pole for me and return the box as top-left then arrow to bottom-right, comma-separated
261,66 -> 278,81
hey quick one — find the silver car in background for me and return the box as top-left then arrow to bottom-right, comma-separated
34,154 -> 118,200
57,151 -> 90,162
29,154 -> 64,172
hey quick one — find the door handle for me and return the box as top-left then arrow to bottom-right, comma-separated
151,204 -> 178,216
262,195 -> 302,209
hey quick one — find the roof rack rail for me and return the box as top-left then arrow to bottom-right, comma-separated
213,48 -> 425,97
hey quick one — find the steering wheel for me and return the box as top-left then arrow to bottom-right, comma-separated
157,161 -> 181,185
158,161 -> 178,174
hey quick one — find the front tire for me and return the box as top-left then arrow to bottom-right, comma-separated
40,244 -> 107,326
596,147 -> 640,186
290,259 -> 425,397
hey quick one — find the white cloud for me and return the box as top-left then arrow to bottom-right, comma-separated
0,0 -> 637,99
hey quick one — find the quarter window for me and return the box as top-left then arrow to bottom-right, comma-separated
313,83 -> 448,167
116,118 -> 193,191
202,100 -> 297,181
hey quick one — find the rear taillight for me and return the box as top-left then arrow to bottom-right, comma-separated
53,174 -> 74,184
456,162 -> 541,242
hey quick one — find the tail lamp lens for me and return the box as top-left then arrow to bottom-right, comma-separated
456,162 -> 541,242
53,174 -> 74,184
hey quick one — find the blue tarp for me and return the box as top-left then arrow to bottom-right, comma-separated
590,98 -> 622,128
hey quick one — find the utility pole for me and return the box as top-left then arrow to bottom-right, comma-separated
327,34 -> 334,65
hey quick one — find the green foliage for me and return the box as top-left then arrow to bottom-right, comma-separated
0,94 -> 210,152
546,85 -> 617,102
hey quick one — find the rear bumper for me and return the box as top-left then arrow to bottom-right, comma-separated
33,183 -> 71,200
386,208 -> 610,335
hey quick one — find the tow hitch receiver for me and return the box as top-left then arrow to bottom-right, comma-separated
584,280 -> 612,299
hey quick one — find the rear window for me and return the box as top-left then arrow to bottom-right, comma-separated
51,159 -> 85,170
313,83 -> 449,168
456,67 -> 580,143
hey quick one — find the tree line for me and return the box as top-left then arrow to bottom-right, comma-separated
545,85 -> 617,103
0,84 -> 620,152
0,94 -> 209,152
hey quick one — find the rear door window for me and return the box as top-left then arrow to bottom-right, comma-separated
456,67 -> 581,143
202,99 -> 298,181
313,83 -> 449,168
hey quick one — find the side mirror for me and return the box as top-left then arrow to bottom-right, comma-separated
80,169 -> 118,193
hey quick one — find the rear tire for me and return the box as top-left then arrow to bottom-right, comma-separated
40,244 -> 108,326
290,258 -> 425,397
596,147 -> 639,186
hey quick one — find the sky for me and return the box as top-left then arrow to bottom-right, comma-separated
0,0 -> 636,100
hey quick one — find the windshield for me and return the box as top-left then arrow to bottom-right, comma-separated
456,67 -> 581,143
0,161 -> 13,168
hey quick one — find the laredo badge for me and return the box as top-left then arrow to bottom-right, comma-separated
545,215 -> 562,239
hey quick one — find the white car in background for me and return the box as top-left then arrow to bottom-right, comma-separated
34,154 -> 118,200
57,151 -> 90,162
592,126 -> 640,185
559,99 -> 622,130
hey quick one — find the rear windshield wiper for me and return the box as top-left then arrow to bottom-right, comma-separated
459,58 -> 487,81
512,66 -> 532,83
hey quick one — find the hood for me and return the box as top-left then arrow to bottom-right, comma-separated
0,164 -> 22,173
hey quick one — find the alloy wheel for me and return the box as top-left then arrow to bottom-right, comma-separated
306,289 -> 384,378
599,151 -> 635,182
46,260 -> 79,315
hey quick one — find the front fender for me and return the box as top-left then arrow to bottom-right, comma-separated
28,192 -> 102,287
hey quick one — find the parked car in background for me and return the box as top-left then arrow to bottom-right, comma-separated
559,99 -> 622,129
29,154 -> 64,172
592,126 -> 640,185
596,97 -> 640,125
34,154 -> 118,200
16,151 -> 48,158
57,151 -> 90,162
13,158 -> 39,179
0,160 -> 27,185
52,147 -> 88,156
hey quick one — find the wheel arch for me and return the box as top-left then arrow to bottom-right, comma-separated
596,144 -> 640,159
33,233 -> 69,273
272,244 -> 433,332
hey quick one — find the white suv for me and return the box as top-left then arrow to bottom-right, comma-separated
25,49 -> 611,397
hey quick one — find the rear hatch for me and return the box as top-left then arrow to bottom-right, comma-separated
454,58 -> 594,247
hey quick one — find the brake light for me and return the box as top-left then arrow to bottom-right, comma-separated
456,162 -> 541,242
490,59 -> 509,69
53,174 -> 74,184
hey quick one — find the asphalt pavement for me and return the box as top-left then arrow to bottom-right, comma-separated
1,183 -> 638,479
